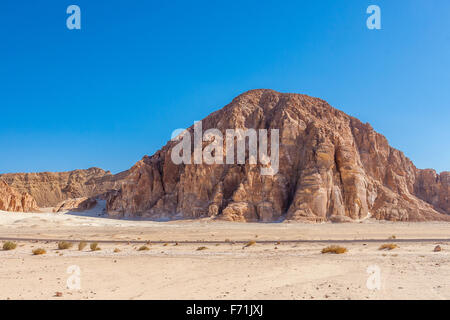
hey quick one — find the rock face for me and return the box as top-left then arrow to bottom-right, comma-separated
0,181 -> 39,212
0,167 -> 126,208
106,89 -> 450,222
53,197 -> 98,213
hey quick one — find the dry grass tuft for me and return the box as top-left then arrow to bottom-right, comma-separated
90,243 -> 101,251
244,240 -> 256,248
321,245 -> 348,254
388,235 -> 396,240
113,248 -> 121,253
78,241 -> 87,251
379,243 -> 399,251
196,246 -> 208,251
58,241 -> 73,250
32,248 -> 46,255
3,241 -> 17,251
138,245 -> 150,251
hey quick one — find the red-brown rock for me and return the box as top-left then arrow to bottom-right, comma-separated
105,90 -> 450,222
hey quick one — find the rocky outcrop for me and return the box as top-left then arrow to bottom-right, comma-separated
0,167 -> 126,208
0,181 -> 39,212
414,170 -> 450,215
53,197 -> 98,213
105,89 -> 450,222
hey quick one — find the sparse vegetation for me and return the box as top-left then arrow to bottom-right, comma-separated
113,248 -> 121,253
3,241 -> 17,251
90,243 -> 101,251
32,248 -> 46,255
196,246 -> 208,251
138,245 -> 150,251
244,240 -> 256,248
379,243 -> 399,251
388,235 -> 396,240
58,241 -> 73,250
78,241 -> 87,251
321,245 -> 348,254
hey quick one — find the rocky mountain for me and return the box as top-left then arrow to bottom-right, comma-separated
106,89 -> 450,222
0,181 -> 39,212
1,90 -> 449,222
0,167 -> 126,208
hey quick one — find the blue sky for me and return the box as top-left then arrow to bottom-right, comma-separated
0,0 -> 449,174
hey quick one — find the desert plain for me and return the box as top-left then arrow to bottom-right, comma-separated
0,203 -> 449,300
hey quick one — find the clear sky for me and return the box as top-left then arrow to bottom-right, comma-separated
1,0 -> 449,174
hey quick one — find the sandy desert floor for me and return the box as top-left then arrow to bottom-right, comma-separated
0,205 -> 449,300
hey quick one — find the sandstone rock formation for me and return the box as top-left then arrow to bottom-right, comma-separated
0,181 -> 39,212
106,89 -> 450,222
0,167 -> 126,208
53,197 -> 98,213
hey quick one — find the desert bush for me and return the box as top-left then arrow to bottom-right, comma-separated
138,245 -> 150,251
388,235 -> 396,239
58,241 -> 73,250
244,240 -> 256,248
113,248 -> 121,253
90,243 -> 101,251
196,246 -> 208,251
379,243 -> 398,250
32,248 -> 46,255
3,241 -> 17,251
321,245 -> 348,254
78,241 -> 87,251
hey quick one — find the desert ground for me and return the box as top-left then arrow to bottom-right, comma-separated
0,203 -> 449,300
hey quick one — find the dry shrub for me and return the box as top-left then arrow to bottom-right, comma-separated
244,240 -> 256,248
32,248 -> 46,255
379,243 -> 399,251
138,245 -> 150,251
3,241 -> 17,251
321,245 -> 348,254
58,242 -> 73,250
90,243 -> 101,251
78,242 -> 87,251
196,246 -> 208,251
113,248 -> 121,253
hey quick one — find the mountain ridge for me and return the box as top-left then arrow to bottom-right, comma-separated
1,89 -> 449,222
